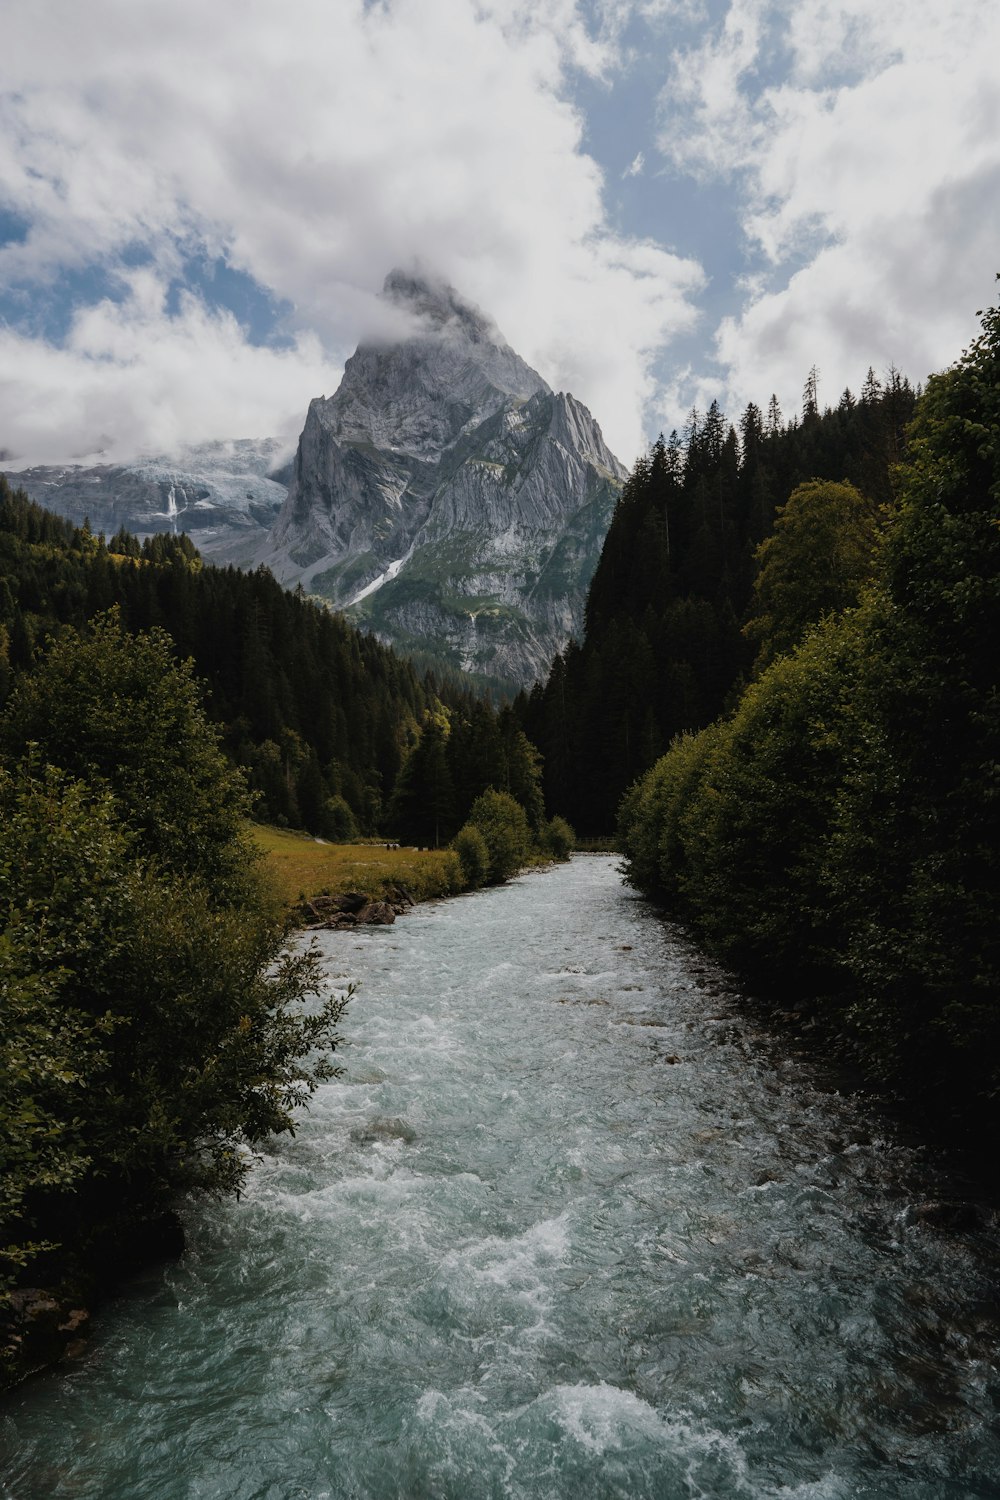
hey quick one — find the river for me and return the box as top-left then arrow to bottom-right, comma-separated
2,856 -> 999,1497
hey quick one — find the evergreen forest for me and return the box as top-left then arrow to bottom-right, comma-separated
515,366 -> 917,832
0,482 -> 548,848
615,290 -> 1000,1138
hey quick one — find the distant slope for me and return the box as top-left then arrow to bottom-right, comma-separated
4,438 -> 292,562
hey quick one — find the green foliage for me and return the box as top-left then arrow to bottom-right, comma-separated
320,795 -> 359,842
684,618 -> 863,980
618,725 -> 722,903
451,823 -> 490,889
387,711 -> 457,847
619,285 -> 1000,1125
1,610 -> 254,900
541,815 -> 575,861
0,922 -> 107,1274
466,789 -> 531,884
744,479 -> 879,671
0,627 -> 348,1294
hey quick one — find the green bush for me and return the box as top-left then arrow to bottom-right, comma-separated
744,479 -> 879,672
0,608 -> 255,901
678,616 -> 863,983
452,823 -> 490,889
466,788 -> 531,884
619,726 -> 721,901
541,815 -> 576,860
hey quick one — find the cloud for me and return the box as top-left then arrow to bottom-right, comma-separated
0,270 -> 331,465
0,0 -> 704,467
655,0 -> 1000,422
622,151 -> 645,178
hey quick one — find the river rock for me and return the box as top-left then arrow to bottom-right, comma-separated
302,890 -> 376,927
1,1290 -> 92,1379
356,900 -> 396,925
350,1116 -> 417,1144
335,890 -> 371,913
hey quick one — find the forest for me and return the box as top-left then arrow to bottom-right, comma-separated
616,290 -> 999,1137
0,482 -> 551,849
515,364 -> 917,832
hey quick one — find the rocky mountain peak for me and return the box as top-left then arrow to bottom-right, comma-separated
381,268 -> 502,346
260,274 -> 625,688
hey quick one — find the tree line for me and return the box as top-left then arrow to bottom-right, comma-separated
514,368 -> 917,832
617,289 -> 1000,1136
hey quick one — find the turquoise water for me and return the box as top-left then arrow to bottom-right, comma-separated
2,856 -> 999,1498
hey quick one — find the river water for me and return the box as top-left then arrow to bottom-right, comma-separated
3,856 -> 999,1498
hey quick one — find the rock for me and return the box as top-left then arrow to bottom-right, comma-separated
303,890 -> 373,926
337,890 -> 372,913
356,900 -> 396,925
910,1200 -> 988,1232
350,1116 -> 417,1144
0,1208 -> 184,1392
257,270 -> 625,687
1,1290 -> 91,1379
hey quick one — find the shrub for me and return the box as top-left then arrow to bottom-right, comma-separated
0,623 -> 349,1295
542,815 -> 575,860
452,823 -> 490,888
466,788 -> 531,884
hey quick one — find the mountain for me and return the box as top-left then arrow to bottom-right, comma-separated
260,271 -> 626,687
3,438 -> 292,559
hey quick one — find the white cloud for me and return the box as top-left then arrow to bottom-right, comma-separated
0,271 -> 331,465
656,0 -> 1000,423
0,0 -> 704,467
623,151 -> 645,177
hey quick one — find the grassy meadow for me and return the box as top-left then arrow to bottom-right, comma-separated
251,824 -> 465,910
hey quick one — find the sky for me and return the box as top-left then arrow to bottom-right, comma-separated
2,0 -> 999,470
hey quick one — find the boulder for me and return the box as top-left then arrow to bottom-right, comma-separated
335,890 -> 371,913
350,1116 -> 416,1144
356,900 -> 396,925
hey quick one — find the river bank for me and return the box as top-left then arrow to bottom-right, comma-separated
4,856 -> 999,1497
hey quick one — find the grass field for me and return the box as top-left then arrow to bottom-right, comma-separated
251,824 -> 465,910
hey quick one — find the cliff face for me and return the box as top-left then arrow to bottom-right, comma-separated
262,271 -> 626,687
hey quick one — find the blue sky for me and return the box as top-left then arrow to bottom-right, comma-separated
2,0 -> 999,467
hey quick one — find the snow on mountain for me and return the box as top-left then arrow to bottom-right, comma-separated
4,438 -> 293,559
